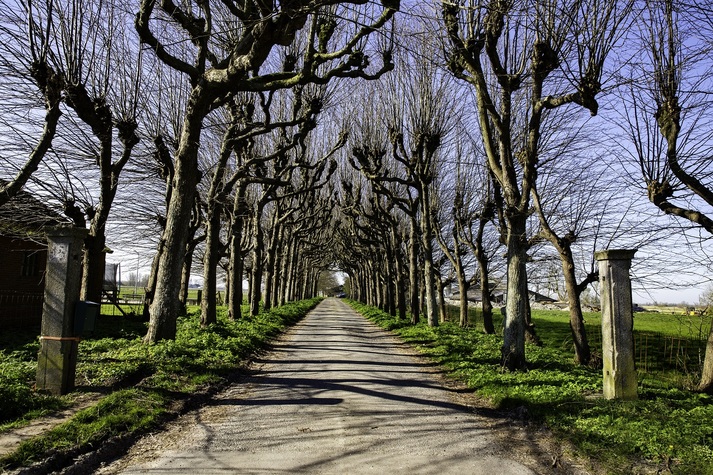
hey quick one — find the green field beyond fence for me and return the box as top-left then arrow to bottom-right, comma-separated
441,305 -> 712,389
100,288 -> 206,316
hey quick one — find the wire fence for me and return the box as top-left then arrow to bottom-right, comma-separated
446,303 -> 709,386
585,324 -> 708,377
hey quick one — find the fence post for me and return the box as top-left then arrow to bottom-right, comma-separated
36,226 -> 88,395
595,249 -> 638,400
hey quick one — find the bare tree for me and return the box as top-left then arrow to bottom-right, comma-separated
0,1 -> 63,206
615,0 -> 713,391
442,0 -> 632,369
351,48 -> 457,327
1,0 -> 146,304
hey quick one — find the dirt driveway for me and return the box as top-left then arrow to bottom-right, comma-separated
96,298 -> 590,475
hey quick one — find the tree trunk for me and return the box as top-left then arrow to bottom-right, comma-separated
561,247 -> 591,365
501,214 -> 528,370
145,94 -> 209,342
385,243 -> 397,316
420,188 -> 438,327
475,218 -> 495,334
394,234 -> 407,319
456,270 -> 469,328
699,320 -> 713,393
179,237 -> 200,315
283,237 -> 297,304
227,184 -> 248,320
81,232 -> 105,304
142,244 -> 162,322
249,203 -> 266,316
277,235 -> 292,306
408,222 -> 420,324
270,228 -> 286,307
437,277 -> 447,323
263,215 -> 281,311
201,206 -> 221,326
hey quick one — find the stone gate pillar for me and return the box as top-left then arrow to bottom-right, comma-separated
36,226 -> 87,395
595,249 -> 638,400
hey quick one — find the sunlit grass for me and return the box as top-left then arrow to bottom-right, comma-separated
352,300 -> 713,475
0,297 -> 322,470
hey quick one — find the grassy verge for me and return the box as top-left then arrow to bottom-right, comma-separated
0,297 -> 322,471
349,301 -> 713,475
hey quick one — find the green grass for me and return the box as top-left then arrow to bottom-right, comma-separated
351,301 -> 713,475
0,297 -> 322,470
0,325 -> 69,430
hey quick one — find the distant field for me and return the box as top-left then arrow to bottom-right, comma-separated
641,305 -> 703,315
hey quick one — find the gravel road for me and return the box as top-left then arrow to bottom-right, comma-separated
96,298 -> 589,475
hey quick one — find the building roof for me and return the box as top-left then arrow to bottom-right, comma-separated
0,181 -> 68,240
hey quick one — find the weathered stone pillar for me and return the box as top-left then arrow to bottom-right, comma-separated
595,249 -> 638,400
36,226 -> 88,395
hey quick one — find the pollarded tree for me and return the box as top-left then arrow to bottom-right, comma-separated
433,142 -> 477,328
12,0 -> 145,304
442,0 -> 632,369
200,86 -> 327,326
352,49 -> 458,327
616,0 -> 713,391
531,152 -> 622,365
137,0 -> 399,342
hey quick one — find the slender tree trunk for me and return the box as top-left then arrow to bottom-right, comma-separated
393,232 -> 407,319
142,242 -> 163,321
290,248 -> 301,301
201,206 -> 221,326
263,215 -> 281,311
277,235 -> 292,306
475,217 -> 495,334
300,265 -> 310,300
250,203 -> 266,316
561,247 -> 591,365
408,223 -> 420,324
283,237 -> 297,304
420,187 -> 438,327
437,277 -> 447,323
179,237 -> 200,314
385,243 -> 397,316
270,227 -> 285,307
228,184 -> 248,320
456,270 -> 469,327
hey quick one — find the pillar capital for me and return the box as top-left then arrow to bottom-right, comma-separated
45,225 -> 88,240
594,249 -> 637,262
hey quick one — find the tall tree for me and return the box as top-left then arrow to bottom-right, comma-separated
617,0 -> 713,391
442,0 -> 631,369
351,49 -> 457,327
